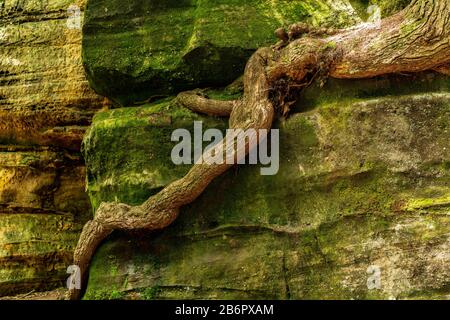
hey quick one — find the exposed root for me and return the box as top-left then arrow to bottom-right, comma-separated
177,90 -> 238,117
68,48 -> 275,300
68,220 -> 113,300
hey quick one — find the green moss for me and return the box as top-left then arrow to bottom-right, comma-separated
0,213 -> 81,296
295,72 -> 450,113
83,0 -> 361,105
324,41 -> 337,50
140,286 -> 161,300
369,0 -> 412,17
110,290 -> 126,300
82,98 -> 227,212
400,19 -> 422,35
349,0 -> 370,20
405,190 -> 450,212
84,289 -> 126,300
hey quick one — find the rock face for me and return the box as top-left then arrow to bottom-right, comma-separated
0,0 -> 438,300
82,0 -> 365,106
0,0 -> 105,296
83,73 -> 450,300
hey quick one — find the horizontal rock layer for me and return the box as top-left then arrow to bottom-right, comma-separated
0,0 -> 105,296
1,0 -> 107,150
83,73 -> 450,300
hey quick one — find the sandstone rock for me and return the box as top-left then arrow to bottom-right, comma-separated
0,0 -> 105,296
0,0 -> 106,150
0,146 -> 90,296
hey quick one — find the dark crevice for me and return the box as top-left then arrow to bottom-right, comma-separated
282,251 -> 291,300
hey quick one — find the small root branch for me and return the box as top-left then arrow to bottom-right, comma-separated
177,91 -> 238,117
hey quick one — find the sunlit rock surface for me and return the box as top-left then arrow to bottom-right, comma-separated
0,0 -> 105,296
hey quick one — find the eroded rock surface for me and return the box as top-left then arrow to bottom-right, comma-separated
0,0 -> 105,296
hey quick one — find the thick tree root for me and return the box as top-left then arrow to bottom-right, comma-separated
68,220 -> 113,299
68,48 -> 275,300
69,0 -> 450,300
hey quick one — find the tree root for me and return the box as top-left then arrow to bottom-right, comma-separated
68,0 -> 450,299
177,90 -> 238,117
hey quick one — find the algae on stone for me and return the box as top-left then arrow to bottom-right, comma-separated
0,147 -> 90,296
83,98 -> 228,212
82,0 -> 362,105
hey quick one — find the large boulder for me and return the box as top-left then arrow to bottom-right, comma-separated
82,0 -> 364,106
83,73 -> 450,300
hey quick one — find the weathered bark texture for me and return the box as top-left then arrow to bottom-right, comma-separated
177,92 -> 237,117
330,0 -> 450,78
69,0 -> 450,299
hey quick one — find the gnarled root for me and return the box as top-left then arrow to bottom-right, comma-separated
177,90 -> 238,117
68,48 -> 275,300
68,201 -> 180,300
68,219 -> 113,300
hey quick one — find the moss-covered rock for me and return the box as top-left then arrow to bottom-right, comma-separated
369,0 -> 412,17
83,73 -> 450,300
0,147 -> 90,296
82,0 -> 363,106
